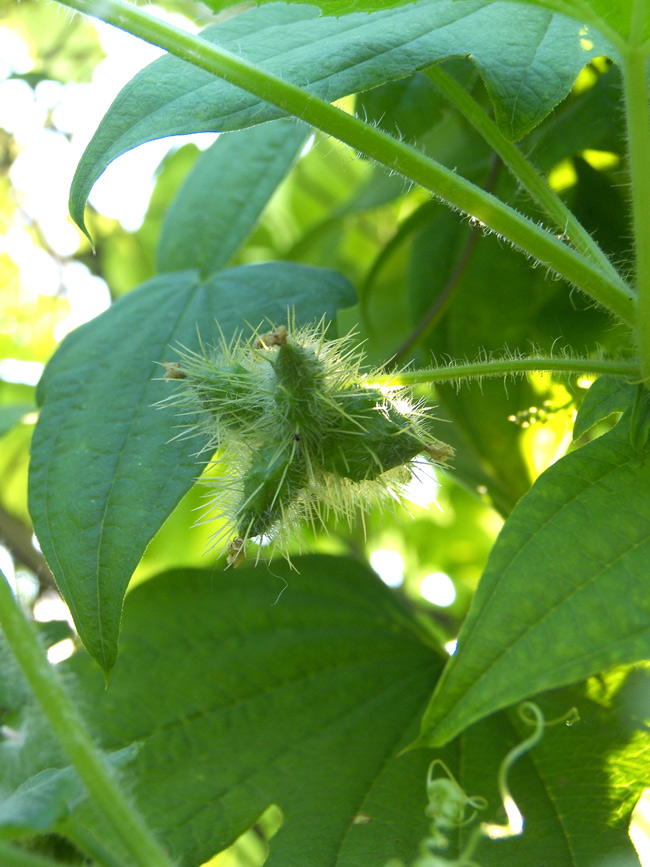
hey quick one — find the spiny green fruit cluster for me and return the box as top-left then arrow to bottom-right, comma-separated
162,320 -> 453,566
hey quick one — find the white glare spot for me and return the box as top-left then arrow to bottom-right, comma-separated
403,458 -> 440,508
0,545 -> 15,588
445,639 -> 458,655
0,28 -> 33,79
631,788 -> 650,865
370,549 -> 404,587
47,639 -> 75,664
420,572 -> 456,607
0,358 -> 44,386
33,589 -> 75,629
300,133 -> 316,157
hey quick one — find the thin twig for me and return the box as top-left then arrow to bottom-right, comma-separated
391,153 -> 501,364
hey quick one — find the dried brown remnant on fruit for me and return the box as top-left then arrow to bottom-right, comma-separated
227,537 -> 246,568
424,441 -> 455,463
254,325 -> 288,349
163,361 -> 187,381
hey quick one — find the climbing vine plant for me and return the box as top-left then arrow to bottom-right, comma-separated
2,0 -> 650,866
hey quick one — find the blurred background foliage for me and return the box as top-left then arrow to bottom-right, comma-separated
0,2 -> 635,862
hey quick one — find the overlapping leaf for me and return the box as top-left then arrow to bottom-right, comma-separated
28,264 -> 355,673
467,0 -> 650,46
156,120 -> 310,275
416,415 -> 650,748
56,557 -> 647,867
66,557 -> 442,867
70,1 -> 614,234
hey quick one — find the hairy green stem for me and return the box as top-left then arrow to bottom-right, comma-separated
59,0 -> 636,325
371,356 -> 641,387
425,65 -> 622,284
621,0 -> 650,381
0,841 -> 70,867
0,572 -> 174,867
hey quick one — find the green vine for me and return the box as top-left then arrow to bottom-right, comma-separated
372,353 -> 641,389
621,0 -> 650,382
60,0 -> 636,325
0,572 -> 174,867
424,65 -> 621,283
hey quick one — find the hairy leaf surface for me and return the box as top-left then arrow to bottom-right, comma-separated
417,415 -> 650,747
70,1 -> 612,234
28,265 -> 355,673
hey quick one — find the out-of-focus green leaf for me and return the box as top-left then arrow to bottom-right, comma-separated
356,72 -> 445,142
0,747 -> 137,842
70,1 -> 612,235
573,376 -> 636,440
66,556 -> 442,867
34,621 -> 74,650
416,415 -> 650,748
526,65 -> 625,171
0,768 -> 81,840
28,264 -> 355,673
157,120 -> 310,276
0,405 -> 33,439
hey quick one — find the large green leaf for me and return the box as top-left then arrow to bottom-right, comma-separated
465,0 -> 649,46
416,414 -> 650,748
70,1 -> 613,233
60,558 -> 647,867
28,263 -> 355,673
66,556 -> 442,867
156,120 -> 310,276
451,673 -> 648,867
202,0 -> 429,13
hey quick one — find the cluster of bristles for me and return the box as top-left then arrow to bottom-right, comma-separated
162,319 -> 453,567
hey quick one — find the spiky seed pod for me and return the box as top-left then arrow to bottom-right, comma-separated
235,443 -> 307,542
320,389 -> 446,482
160,333 -> 274,448
162,319 -> 453,566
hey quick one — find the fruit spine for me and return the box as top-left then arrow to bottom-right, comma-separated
162,320 -> 453,566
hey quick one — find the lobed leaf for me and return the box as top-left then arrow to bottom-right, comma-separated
416,414 -> 650,747
156,120 -> 310,276
70,1 -> 613,235
28,264 -> 355,673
